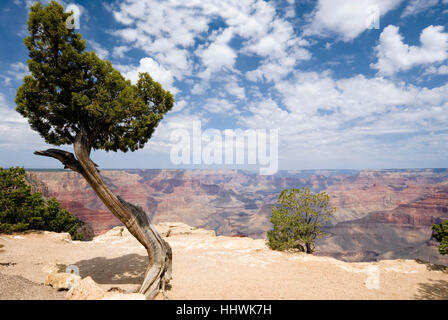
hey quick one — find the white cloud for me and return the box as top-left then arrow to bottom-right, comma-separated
145,112 -> 207,153
191,83 -> 207,95
117,57 -> 177,94
89,40 -> 108,60
112,0 -> 310,84
7,0 -> 448,169
273,71 -> 420,121
0,96 -> 26,125
204,98 -> 239,115
112,0 -> 210,79
304,0 -> 403,41
0,94 -> 45,149
10,62 -> 28,81
401,0 -> 439,18
239,71 -> 448,166
243,17 -> 311,82
112,46 -> 130,59
2,62 -> 29,86
171,99 -> 187,113
225,81 -> 246,100
246,35 -> 281,58
10,62 -> 26,72
197,29 -> 237,80
15,0 -> 52,8
274,71 -> 341,116
240,98 -> 291,130
371,25 -> 448,75
424,64 -> 448,75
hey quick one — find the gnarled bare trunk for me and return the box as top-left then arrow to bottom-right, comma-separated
34,135 -> 172,299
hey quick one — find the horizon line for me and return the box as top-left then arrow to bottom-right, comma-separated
22,167 -> 448,171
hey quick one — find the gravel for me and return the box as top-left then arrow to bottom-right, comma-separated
0,272 -> 65,300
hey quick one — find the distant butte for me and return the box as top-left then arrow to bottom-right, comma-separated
25,169 -> 448,265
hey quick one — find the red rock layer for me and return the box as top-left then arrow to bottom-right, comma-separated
26,169 -> 448,240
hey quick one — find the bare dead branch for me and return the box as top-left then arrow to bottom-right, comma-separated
34,148 -> 99,173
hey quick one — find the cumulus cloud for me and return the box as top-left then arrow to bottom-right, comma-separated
239,71 -> 448,166
89,40 -> 109,60
2,62 -> 29,85
401,0 -> 439,18
145,112 -> 207,153
7,0 -> 447,169
111,0 -> 310,84
14,0 -> 52,7
112,46 -> 130,59
225,81 -> 246,100
171,99 -> 187,113
243,20 -> 311,82
116,57 -> 177,94
191,83 -> 207,95
424,65 -> 448,75
112,0 -> 207,79
9,62 -> 28,79
204,98 -> 238,115
0,94 -> 45,149
371,25 -> 448,75
198,29 -> 237,80
304,0 -> 403,41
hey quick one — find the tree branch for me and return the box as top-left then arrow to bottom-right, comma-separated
34,148 -> 86,174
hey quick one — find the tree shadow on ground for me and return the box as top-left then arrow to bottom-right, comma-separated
415,259 -> 448,273
73,254 -> 147,284
415,279 -> 448,300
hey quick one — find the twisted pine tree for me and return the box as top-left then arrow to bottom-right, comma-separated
15,1 -> 174,299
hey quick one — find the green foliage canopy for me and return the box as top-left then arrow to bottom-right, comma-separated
432,221 -> 448,255
267,187 -> 335,254
15,1 -> 174,153
0,167 -> 83,239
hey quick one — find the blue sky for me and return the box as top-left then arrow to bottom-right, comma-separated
0,0 -> 447,170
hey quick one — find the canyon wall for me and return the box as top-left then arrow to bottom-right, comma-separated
26,169 -> 448,265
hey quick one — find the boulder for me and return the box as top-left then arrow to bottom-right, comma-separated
45,272 -> 81,291
104,226 -> 125,237
65,276 -> 105,300
43,231 -> 72,243
41,263 -> 59,275
156,222 -> 216,237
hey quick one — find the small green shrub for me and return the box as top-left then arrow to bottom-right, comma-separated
0,166 -> 83,238
432,220 -> 448,255
267,187 -> 335,254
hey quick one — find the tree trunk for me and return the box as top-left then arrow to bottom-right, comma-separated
305,242 -> 313,254
34,137 -> 172,300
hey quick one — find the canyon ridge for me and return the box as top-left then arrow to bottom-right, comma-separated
26,169 -> 448,265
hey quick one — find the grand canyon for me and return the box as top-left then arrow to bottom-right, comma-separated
26,169 -> 448,265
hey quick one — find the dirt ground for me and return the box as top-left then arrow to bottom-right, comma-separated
0,224 -> 447,300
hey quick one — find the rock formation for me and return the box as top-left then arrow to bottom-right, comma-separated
25,169 -> 448,264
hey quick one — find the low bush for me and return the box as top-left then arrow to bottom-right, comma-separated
0,166 -> 84,240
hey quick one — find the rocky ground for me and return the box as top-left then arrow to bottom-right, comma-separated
26,169 -> 448,264
0,223 -> 447,300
